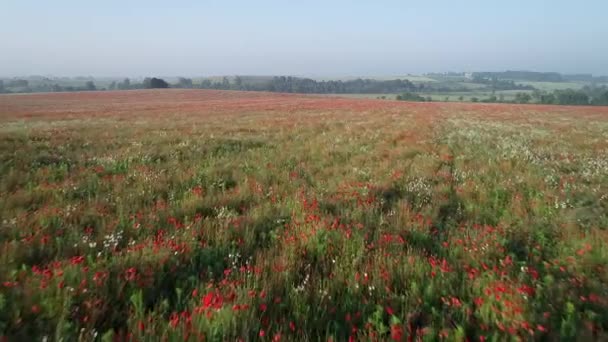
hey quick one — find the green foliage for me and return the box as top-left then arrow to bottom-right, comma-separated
396,92 -> 428,102
143,77 -> 169,89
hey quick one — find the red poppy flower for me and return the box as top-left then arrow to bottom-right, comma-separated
391,324 -> 403,341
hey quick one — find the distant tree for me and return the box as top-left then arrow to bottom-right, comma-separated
531,89 -> 542,102
51,84 -> 63,92
0,80 -> 4,93
108,81 -> 117,90
470,97 -> 479,103
200,79 -> 212,89
144,77 -> 169,89
85,81 -> 96,91
176,77 -> 193,88
481,95 -> 498,103
9,79 -> 28,87
458,96 -> 464,101
514,92 -> 531,104
234,76 -> 243,89
222,76 -> 230,89
396,92 -> 427,102
540,93 -> 556,104
118,78 -> 131,90
555,89 -> 589,105
591,91 -> 608,106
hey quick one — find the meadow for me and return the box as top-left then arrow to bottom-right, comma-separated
0,89 -> 607,341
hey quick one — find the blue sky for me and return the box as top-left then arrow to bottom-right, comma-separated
2,0 -> 607,77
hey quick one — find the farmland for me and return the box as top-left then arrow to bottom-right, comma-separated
1,89 -> 608,341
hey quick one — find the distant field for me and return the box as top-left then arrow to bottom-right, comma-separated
515,81 -> 587,91
1,90 -> 608,340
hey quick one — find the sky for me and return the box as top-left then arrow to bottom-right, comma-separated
1,0 -> 607,77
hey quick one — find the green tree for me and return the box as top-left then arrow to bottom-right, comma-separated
555,90 -> 589,105
176,77 -> 193,88
144,78 -> 169,89
200,79 -> 212,89
222,77 -> 230,89
118,78 -> 131,90
234,76 -> 243,90
591,91 -> 608,105
396,92 -> 426,102
515,92 -> 531,104
540,93 -> 556,104
85,81 -> 96,91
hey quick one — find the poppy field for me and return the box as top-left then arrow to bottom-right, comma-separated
1,89 -> 607,341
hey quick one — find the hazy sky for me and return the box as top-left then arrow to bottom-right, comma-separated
2,0 -> 607,77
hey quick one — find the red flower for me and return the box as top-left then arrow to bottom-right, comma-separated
70,255 -> 85,265
259,329 -> 265,338
391,324 -> 403,341
169,312 -> 179,328
125,267 -> 137,281
203,293 -> 214,308
260,303 -> 268,312
202,291 -> 223,309
386,306 -> 394,316
518,285 -> 535,297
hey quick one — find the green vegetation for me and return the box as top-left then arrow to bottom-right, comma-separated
2,71 -> 607,107
143,77 -> 170,89
395,92 -> 430,102
0,90 -> 607,340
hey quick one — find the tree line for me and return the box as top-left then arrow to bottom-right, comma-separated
2,76 -> 607,106
192,76 -> 424,94
394,87 -> 608,106
0,79 -> 97,93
